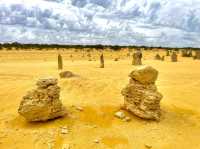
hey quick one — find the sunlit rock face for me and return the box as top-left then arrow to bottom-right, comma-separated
1,0 -> 200,47
122,65 -> 163,121
18,77 -> 67,122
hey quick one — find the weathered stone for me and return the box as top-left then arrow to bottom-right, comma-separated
161,56 -> 165,61
18,77 -> 66,122
181,49 -> 192,57
129,65 -> 158,84
121,65 -> 163,121
194,50 -> 200,60
60,127 -> 69,134
166,50 -> 170,56
154,54 -> 161,60
145,144 -> 152,149
100,53 -> 104,68
59,71 -> 76,78
75,106 -> 83,111
171,51 -> 178,62
188,50 -> 193,57
114,111 -> 126,119
114,58 -> 119,61
94,139 -> 100,144
62,144 -> 70,149
36,77 -> 57,88
132,50 -> 142,65
58,54 -> 63,70
123,116 -> 131,122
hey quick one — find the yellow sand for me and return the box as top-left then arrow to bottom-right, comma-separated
0,50 -> 200,149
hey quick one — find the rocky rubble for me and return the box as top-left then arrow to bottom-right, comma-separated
121,65 -> 163,121
18,77 -> 67,122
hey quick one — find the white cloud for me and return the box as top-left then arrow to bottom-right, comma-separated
0,0 -> 200,47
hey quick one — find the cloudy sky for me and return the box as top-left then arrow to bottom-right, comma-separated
0,0 -> 200,47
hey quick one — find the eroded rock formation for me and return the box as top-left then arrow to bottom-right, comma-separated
59,71 -> 76,78
194,50 -> 200,60
171,51 -> 178,62
154,54 -> 161,60
18,77 -> 66,122
121,65 -> 163,121
132,50 -> 142,65
181,49 -> 192,57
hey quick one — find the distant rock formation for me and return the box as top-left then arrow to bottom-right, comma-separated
166,50 -> 170,56
100,53 -> 104,68
194,50 -> 200,60
121,65 -> 163,121
114,58 -> 119,61
171,51 -> 178,62
59,71 -> 76,78
161,56 -> 165,61
181,49 -> 192,57
154,54 -> 161,60
18,77 -> 66,122
132,50 -> 142,65
58,54 -> 63,70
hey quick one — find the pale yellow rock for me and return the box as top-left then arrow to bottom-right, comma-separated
122,65 -> 162,121
114,111 -> 126,119
129,65 -> 158,84
132,50 -> 142,65
18,77 -> 67,122
171,51 -> 178,62
36,77 -> 57,88
59,71 -> 76,78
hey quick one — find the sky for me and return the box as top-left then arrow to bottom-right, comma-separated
0,0 -> 200,47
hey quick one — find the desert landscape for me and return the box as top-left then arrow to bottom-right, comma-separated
0,48 -> 200,149
1,0 -> 200,148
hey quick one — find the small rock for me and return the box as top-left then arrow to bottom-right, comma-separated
145,144 -> 152,149
62,144 -> 70,149
93,125 -> 97,128
48,143 -> 53,149
76,106 -> 83,111
94,139 -> 100,144
59,71 -> 76,78
123,116 -> 131,122
60,127 -> 69,134
114,111 -> 126,119
114,58 -> 119,61
119,104 -> 126,110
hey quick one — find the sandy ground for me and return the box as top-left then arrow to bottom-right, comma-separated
0,50 -> 200,149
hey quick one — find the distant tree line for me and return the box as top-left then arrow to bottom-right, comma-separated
0,42 -> 199,51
